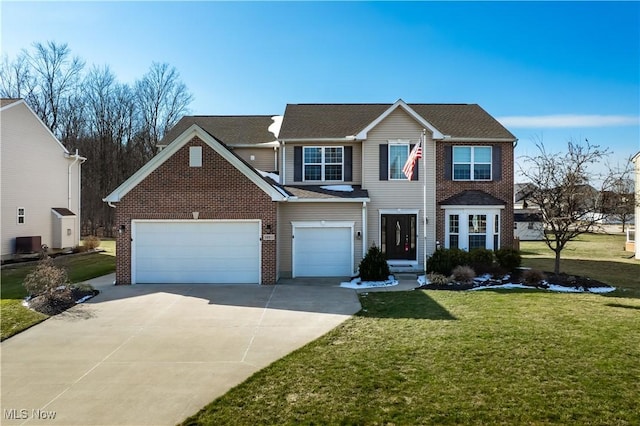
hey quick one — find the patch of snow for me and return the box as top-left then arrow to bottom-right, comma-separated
268,115 -> 283,138
470,283 -> 531,291
340,275 -> 398,289
257,169 -> 280,183
587,287 -> 617,294
321,185 -> 354,192
474,274 -> 493,283
75,294 -> 94,303
546,284 -> 583,293
417,275 -> 427,286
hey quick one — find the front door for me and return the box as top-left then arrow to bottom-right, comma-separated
381,214 -> 417,260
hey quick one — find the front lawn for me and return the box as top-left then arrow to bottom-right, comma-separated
0,240 -> 116,340
183,290 -> 639,425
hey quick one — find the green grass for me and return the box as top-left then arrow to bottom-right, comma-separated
0,240 -> 115,340
182,233 -> 639,425
520,233 -> 640,297
182,290 -> 640,425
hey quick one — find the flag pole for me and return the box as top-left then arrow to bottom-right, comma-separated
422,129 -> 427,274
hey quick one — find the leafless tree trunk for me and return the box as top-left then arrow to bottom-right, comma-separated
519,139 -> 613,274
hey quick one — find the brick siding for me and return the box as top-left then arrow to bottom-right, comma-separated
114,137 -> 278,284
435,141 -> 515,249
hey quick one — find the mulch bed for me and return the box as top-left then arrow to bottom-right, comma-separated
417,271 -> 614,292
27,287 -> 100,316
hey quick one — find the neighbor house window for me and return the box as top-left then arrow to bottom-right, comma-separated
303,146 -> 343,181
453,146 -> 492,180
389,144 -> 409,180
17,207 -> 25,224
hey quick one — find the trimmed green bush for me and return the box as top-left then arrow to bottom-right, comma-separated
495,248 -> 522,272
359,245 -> 390,281
469,248 -> 495,275
426,248 -> 471,276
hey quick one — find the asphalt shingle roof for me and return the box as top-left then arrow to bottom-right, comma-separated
0,98 -> 22,108
283,185 -> 369,200
278,103 -> 515,140
439,190 -> 507,206
160,115 -> 280,147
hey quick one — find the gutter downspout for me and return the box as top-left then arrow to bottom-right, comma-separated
362,201 -> 367,267
281,141 -> 286,185
68,149 -> 81,210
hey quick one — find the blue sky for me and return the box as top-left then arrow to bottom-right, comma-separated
2,1 -> 639,176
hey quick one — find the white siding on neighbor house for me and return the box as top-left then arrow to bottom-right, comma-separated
0,102 -> 82,257
282,141 -> 362,185
278,202 -> 363,278
361,108 -> 437,268
233,147 -> 278,173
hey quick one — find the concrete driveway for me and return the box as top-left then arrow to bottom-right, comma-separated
0,274 -> 361,425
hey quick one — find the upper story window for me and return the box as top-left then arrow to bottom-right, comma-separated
189,146 -> 202,167
17,207 -> 25,224
453,146 -> 492,181
303,146 -> 343,181
389,144 -> 409,180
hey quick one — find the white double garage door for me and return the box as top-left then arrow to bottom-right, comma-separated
132,220 -> 353,284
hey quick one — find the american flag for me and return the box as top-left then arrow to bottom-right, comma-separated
402,137 -> 422,180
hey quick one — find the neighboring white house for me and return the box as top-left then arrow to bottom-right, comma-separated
514,183 -> 544,241
1,99 -> 86,259
633,151 -> 640,260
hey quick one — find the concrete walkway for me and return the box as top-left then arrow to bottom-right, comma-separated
0,275 -> 363,425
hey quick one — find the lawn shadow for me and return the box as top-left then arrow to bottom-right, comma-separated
357,290 -> 457,320
606,302 -> 640,311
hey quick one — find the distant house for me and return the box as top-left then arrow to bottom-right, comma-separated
104,99 -> 517,285
514,183 -> 544,241
633,152 -> 640,259
1,99 -> 86,259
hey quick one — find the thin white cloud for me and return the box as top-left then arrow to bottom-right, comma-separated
497,114 -> 640,128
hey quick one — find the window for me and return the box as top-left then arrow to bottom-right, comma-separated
189,146 -> 202,167
494,215 -> 500,249
17,207 -> 25,224
389,144 -> 409,180
449,214 -> 459,249
453,146 -> 492,181
468,214 -> 487,250
303,147 -> 343,181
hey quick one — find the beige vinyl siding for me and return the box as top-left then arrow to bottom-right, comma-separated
277,202 -> 363,278
232,147 -> 278,172
1,102 -> 82,257
282,142 -> 362,185
361,108 -> 437,267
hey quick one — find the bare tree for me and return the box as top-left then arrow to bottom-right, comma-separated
134,62 -> 193,160
519,139 -> 612,274
0,53 -> 34,98
23,41 -> 85,136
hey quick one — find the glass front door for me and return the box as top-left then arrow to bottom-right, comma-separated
381,214 -> 417,260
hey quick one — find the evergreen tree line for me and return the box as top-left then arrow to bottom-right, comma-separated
1,41 -> 194,237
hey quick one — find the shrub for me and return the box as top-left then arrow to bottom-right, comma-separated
469,248 -> 495,275
452,265 -> 476,284
359,244 -> 390,281
495,248 -> 522,272
426,248 -> 471,276
522,269 -> 546,286
23,257 -> 76,315
427,272 -> 451,286
83,235 -> 101,250
23,257 -> 69,297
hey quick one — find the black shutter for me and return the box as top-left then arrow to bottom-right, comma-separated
444,145 -> 452,180
492,145 -> 502,181
410,144 -> 419,181
294,146 -> 302,182
379,144 -> 388,180
344,146 -> 352,181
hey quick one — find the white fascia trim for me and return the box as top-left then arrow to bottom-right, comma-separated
4,99 -> 71,155
440,205 -> 506,210
286,197 -> 370,203
103,124 -> 287,203
229,141 -> 280,148
279,137 -> 359,143
355,99 -> 445,140
440,137 -> 517,143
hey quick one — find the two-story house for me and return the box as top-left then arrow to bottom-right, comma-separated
104,99 -> 516,284
1,99 -> 86,260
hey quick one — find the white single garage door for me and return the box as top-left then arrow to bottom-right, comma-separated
293,224 -> 353,277
133,221 -> 260,284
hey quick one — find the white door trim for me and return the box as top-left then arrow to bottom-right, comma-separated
131,219 -> 262,284
291,221 -> 354,278
378,209 -> 420,265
